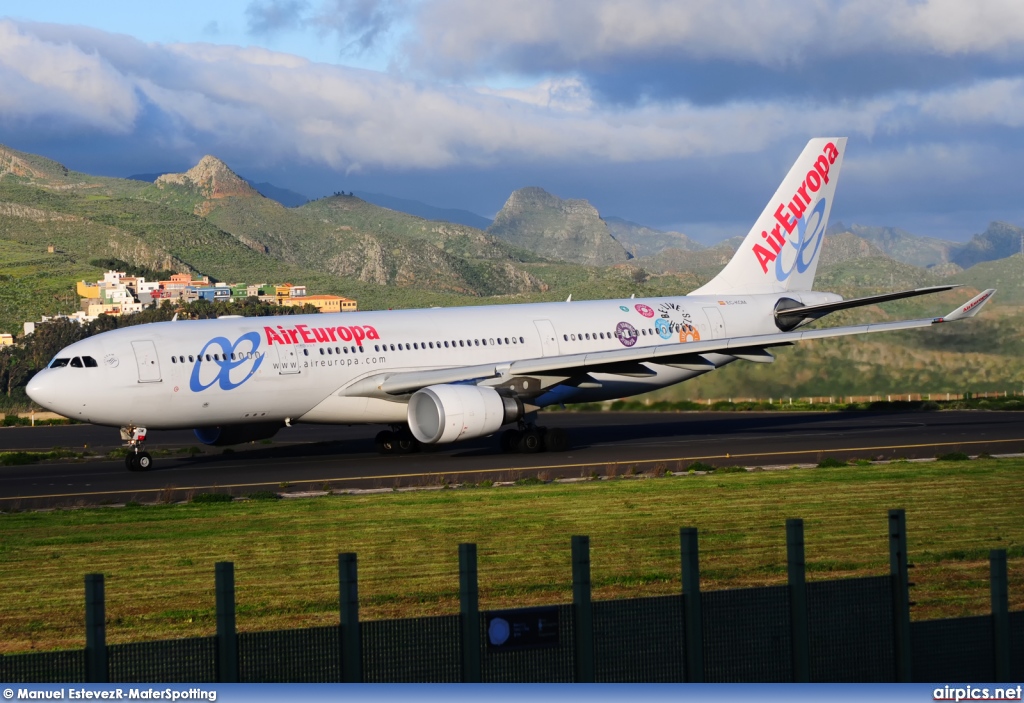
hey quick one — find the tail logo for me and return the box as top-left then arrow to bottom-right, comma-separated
751,141 -> 839,280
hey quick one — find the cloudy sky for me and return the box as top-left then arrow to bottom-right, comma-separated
3,0 -> 1024,242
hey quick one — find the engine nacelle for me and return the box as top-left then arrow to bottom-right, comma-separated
194,422 -> 283,446
408,384 -> 522,444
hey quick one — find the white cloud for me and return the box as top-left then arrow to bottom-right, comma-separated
0,21 -> 138,131
402,0 -> 1024,76
2,18 -> 1024,177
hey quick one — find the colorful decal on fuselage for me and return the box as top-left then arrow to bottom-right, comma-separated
616,321 -> 638,347
654,318 -> 672,339
635,303 -> 654,318
190,332 -> 264,392
679,324 -> 700,343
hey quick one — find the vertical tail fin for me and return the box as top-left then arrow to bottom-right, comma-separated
691,137 -> 847,295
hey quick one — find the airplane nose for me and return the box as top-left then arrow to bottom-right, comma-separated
25,370 -> 55,409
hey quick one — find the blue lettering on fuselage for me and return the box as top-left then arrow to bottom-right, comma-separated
189,332 -> 264,392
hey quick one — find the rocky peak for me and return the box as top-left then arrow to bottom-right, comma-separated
487,187 -> 629,266
156,155 -> 257,199
0,144 -> 70,180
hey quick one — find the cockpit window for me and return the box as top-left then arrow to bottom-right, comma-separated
50,358 -> 70,368
83,356 -> 98,367
70,357 -> 83,368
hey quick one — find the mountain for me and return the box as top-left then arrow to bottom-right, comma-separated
486,187 -> 630,266
354,191 -> 491,230
155,156 -> 259,200
826,221 -> 1024,271
952,222 -> 1024,269
148,158 -> 549,296
827,222 -> 955,268
604,216 -> 702,258
129,170 -> 308,208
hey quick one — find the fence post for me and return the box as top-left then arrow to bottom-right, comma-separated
572,535 -> 595,683
991,549 -> 1010,682
215,562 -> 238,683
680,527 -> 704,683
888,509 -> 912,682
339,553 -> 361,683
459,543 -> 481,683
84,573 -> 108,684
786,519 -> 810,682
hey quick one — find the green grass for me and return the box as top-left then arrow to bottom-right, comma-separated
0,457 -> 1022,653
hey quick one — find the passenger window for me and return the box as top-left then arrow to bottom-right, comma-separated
71,357 -> 83,368
504,337 -> 510,344
188,355 -> 194,362
171,356 -> 177,363
83,356 -> 98,367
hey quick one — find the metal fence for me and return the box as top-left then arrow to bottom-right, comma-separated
2,510 -> 1020,684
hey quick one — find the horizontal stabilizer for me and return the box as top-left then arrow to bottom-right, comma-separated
776,285 -> 960,330
939,289 -> 996,321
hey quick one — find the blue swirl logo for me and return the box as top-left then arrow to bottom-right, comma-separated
776,197 -> 827,282
189,332 -> 264,392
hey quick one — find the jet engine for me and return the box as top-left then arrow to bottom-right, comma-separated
194,422 -> 283,446
408,384 -> 522,444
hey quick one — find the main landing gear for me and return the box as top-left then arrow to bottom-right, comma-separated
375,426 -> 421,455
500,424 -> 570,454
121,426 -> 153,472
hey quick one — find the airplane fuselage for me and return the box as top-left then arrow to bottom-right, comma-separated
27,291 -> 835,431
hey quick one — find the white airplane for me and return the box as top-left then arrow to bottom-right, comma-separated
26,138 -> 995,471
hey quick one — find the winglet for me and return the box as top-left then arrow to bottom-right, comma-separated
939,289 -> 996,322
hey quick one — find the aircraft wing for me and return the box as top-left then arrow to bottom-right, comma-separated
346,289 -> 996,398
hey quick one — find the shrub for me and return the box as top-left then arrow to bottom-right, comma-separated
817,457 -> 847,468
191,493 -> 234,503
245,491 -> 280,500
0,452 -> 36,466
686,461 -> 715,472
936,452 -> 970,462
716,465 -> 748,474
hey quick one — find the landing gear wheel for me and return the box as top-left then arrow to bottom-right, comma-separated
394,435 -> 419,454
375,430 -> 395,454
543,427 -> 570,452
126,451 -> 153,472
517,428 -> 543,454
500,429 -> 521,453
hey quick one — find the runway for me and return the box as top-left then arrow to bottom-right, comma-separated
0,410 -> 1022,509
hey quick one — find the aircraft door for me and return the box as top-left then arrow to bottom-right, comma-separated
702,307 -> 727,339
533,319 -> 560,356
273,343 -> 303,375
131,340 -> 163,383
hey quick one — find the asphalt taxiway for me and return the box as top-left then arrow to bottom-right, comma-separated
0,410 -> 1021,508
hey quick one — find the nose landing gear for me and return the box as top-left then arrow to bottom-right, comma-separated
121,426 -> 152,472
